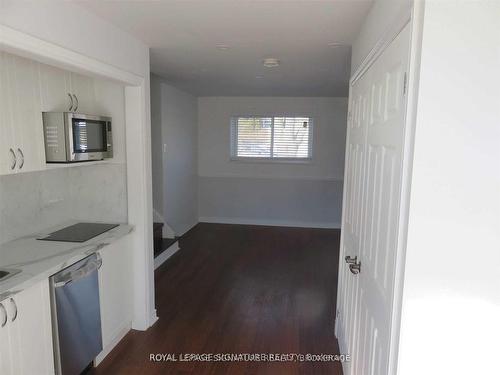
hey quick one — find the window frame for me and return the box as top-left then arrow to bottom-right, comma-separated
229,115 -> 314,163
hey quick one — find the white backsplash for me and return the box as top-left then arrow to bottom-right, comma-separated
0,163 -> 127,244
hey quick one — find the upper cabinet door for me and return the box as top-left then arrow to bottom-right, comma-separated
39,63 -> 72,113
69,72 -> 97,114
9,55 -> 45,173
0,52 -> 16,175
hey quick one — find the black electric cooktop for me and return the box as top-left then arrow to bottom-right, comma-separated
38,223 -> 119,243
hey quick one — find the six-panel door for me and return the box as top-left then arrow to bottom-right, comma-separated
336,23 -> 411,375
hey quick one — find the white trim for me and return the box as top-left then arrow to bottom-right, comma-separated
154,241 -> 180,270
0,25 -> 142,85
198,174 -> 343,182
153,208 -> 164,223
153,209 -> 176,238
350,7 -> 412,85
390,2 -> 425,375
199,216 -> 340,229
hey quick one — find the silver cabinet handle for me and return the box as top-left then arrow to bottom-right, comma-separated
0,303 -> 7,327
345,256 -> 357,264
17,148 -> 24,169
9,298 -> 17,322
72,94 -> 78,112
9,148 -> 16,170
68,92 -> 74,111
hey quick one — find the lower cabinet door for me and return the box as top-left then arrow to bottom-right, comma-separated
0,300 -> 15,374
98,235 -> 133,356
9,280 -> 55,375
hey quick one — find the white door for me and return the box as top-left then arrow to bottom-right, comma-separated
336,23 -> 411,375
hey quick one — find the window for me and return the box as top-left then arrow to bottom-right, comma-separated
230,116 -> 313,160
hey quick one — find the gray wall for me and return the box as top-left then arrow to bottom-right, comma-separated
150,75 -> 164,220
198,96 -> 348,227
150,74 -> 198,235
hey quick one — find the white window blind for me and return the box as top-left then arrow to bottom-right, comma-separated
230,116 -> 313,160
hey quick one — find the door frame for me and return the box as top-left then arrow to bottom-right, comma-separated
0,24 -> 157,330
336,2 -> 425,374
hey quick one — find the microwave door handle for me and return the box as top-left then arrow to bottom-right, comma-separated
72,94 -> 78,112
68,93 -> 74,112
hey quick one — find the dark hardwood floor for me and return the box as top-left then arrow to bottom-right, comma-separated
90,223 -> 342,375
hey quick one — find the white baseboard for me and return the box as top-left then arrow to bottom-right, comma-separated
154,241 -> 180,270
198,216 -> 341,229
95,321 -> 131,365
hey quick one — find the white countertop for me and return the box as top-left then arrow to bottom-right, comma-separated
0,221 -> 134,299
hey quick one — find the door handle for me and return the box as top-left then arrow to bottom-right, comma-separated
349,261 -> 361,275
0,303 -> 7,327
72,94 -> 79,112
8,298 -> 17,322
68,93 -> 74,111
345,255 -> 357,264
17,148 -> 24,169
9,148 -> 16,170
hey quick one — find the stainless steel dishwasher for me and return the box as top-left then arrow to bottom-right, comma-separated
50,254 -> 103,375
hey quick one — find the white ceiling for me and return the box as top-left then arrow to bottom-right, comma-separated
77,0 -> 373,97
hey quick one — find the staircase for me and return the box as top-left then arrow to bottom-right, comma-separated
153,222 -> 179,261
153,222 -> 164,256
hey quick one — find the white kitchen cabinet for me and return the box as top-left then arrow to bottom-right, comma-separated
39,63 -> 72,113
0,279 -> 55,375
96,234 -> 133,363
1,51 -> 103,176
69,72 -> 97,114
39,63 -> 97,114
0,302 -> 14,375
0,52 -> 19,175
0,52 -> 45,174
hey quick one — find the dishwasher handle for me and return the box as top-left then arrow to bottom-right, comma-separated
54,255 -> 102,288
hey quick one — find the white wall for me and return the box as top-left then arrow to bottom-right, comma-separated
198,96 -> 347,227
151,74 -> 198,235
398,2 -> 500,374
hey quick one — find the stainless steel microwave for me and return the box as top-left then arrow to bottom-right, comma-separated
42,112 -> 112,163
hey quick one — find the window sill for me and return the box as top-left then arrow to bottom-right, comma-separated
229,157 -> 313,165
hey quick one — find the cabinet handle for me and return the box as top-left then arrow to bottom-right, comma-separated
68,92 -> 74,111
72,94 -> 79,112
9,148 -> 16,170
17,148 -> 24,169
0,303 -> 6,327
9,298 -> 17,322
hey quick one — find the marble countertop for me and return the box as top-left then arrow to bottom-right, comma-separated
0,221 -> 134,300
